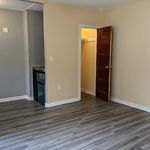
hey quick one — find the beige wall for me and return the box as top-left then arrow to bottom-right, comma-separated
81,28 -> 97,95
33,0 -> 150,108
102,0 -> 150,107
31,0 -> 48,3
43,3 -> 99,102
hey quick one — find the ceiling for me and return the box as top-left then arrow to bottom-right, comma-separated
0,0 -> 43,11
0,0 -> 139,11
48,0 -> 139,9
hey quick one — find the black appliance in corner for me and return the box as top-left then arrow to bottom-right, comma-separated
33,67 -> 45,105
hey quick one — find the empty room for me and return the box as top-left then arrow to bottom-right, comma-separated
0,0 -> 150,150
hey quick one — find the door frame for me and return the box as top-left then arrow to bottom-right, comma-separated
78,24 -> 98,99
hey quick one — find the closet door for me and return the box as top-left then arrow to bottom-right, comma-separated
96,26 -> 113,101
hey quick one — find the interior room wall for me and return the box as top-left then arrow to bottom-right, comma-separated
31,0 -> 48,3
102,0 -> 150,107
27,10 -> 44,97
81,28 -> 97,95
43,3 -> 99,103
0,9 -> 26,99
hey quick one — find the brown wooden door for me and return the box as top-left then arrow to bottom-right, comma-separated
96,26 -> 113,101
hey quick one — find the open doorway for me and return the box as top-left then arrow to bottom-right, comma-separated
23,2 -> 46,105
81,28 -> 97,98
80,26 -> 113,101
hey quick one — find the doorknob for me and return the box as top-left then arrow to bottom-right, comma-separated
105,66 -> 112,69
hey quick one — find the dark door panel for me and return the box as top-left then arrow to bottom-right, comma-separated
96,26 -> 113,101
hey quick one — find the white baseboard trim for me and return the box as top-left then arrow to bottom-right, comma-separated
0,95 -> 34,103
24,96 -> 34,101
45,97 -> 80,108
112,98 -> 150,113
82,89 -> 95,96
0,95 -> 26,103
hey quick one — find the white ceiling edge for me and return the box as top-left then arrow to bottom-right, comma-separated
0,0 -> 43,12
47,0 -> 140,10
0,0 -> 140,12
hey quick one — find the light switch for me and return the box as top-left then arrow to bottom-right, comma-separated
49,56 -> 54,63
2,27 -> 8,33
57,85 -> 62,91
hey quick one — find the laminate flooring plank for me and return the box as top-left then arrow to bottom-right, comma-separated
0,93 -> 149,150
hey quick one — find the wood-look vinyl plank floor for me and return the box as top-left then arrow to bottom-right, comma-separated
0,93 -> 150,150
